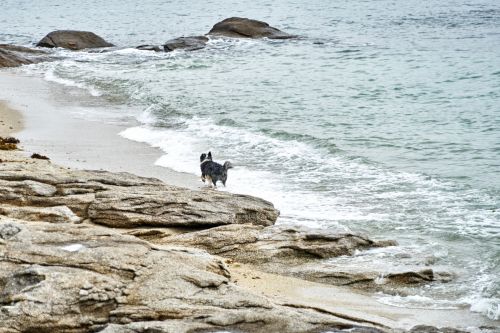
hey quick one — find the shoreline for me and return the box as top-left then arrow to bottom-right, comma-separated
0,147 -> 496,331
0,71 -> 201,189
0,70 -> 497,331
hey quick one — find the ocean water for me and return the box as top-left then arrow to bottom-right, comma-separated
1,0 -> 499,322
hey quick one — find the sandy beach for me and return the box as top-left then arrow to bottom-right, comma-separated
0,72 -> 200,189
0,100 -> 23,137
0,71 -> 497,332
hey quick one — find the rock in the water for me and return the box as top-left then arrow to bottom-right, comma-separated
0,44 -> 46,68
409,325 -> 469,333
163,36 -> 209,52
136,44 -> 163,52
208,17 -> 296,39
287,263 -> 454,292
37,30 -> 114,50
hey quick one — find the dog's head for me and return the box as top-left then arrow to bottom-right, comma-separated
200,151 -> 213,164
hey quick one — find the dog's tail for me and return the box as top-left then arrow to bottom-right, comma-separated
223,161 -> 233,170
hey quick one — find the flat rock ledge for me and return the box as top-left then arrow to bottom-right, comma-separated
0,149 -> 469,332
0,151 -> 278,228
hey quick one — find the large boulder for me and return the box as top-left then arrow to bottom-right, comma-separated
0,44 -> 46,68
208,17 -> 296,39
37,30 -> 114,50
163,36 -> 209,52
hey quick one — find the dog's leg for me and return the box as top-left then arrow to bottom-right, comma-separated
205,176 -> 213,188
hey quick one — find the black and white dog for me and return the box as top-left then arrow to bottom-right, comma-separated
199,151 -> 233,188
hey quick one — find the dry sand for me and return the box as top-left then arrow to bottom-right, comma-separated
0,71 -> 497,331
0,100 -> 24,136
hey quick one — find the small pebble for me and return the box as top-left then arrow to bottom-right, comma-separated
82,282 -> 93,290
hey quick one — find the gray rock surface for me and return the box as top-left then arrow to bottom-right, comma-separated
208,17 -> 296,39
156,224 -> 450,293
0,152 -> 279,228
136,44 -> 163,52
163,224 -> 395,262
164,36 -> 209,52
0,217 -> 369,333
37,30 -> 114,50
0,44 -> 47,68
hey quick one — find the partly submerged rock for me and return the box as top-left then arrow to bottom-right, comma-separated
208,17 -> 296,39
136,44 -> 162,52
286,263 -> 454,292
37,30 -> 114,50
0,45 -> 47,68
163,36 -> 209,52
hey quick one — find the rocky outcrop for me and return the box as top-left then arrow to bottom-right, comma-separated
154,224 -> 451,293
1,217 -> 372,333
37,30 -> 114,50
0,44 -> 47,68
164,36 -> 209,52
285,263 -> 454,292
0,148 -> 478,332
135,18 -> 295,54
208,17 -> 296,39
0,152 -> 279,228
162,224 -> 395,262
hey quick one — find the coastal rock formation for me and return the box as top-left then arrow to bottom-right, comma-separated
0,152 -> 279,228
0,148 -> 478,332
135,18 -> 294,54
162,224 -> 396,262
163,36 -> 209,52
153,224 -> 450,293
208,17 -> 296,39
286,263 -> 454,291
0,217 -> 371,333
0,44 -> 47,68
37,30 -> 114,50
